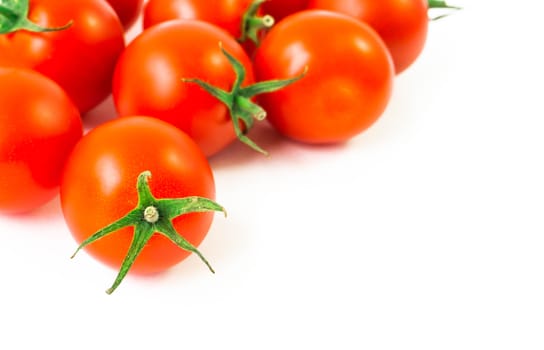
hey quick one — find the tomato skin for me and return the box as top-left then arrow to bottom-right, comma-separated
0,68 -> 82,214
112,20 -> 254,157
60,117 -> 216,274
105,0 -> 144,29
261,0 -> 309,21
0,0 -> 125,114
143,0 -> 254,37
253,10 -> 394,144
307,0 -> 428,74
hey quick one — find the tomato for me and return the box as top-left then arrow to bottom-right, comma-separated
0,68 -> 82,214
144,0 -> 252,36
142,0 -> 273,55
0,0 -> 125,114
307,0 -> 429,74
60,117 -> 217,281
106,0 -> 144,29
253,10 -> 394,144
261,0 -> 308,22
112,20 -> 255,157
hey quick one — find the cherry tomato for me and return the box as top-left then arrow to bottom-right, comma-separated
142,0 -> 273,56
60,117 -> 216,275
112,20 -> 254,157
0,68 -> 82,214
106,0 -> 144,29
144,0 -> 253,36
253,10 -> 394,144
261,0 -> 308,22
0,0 -> 125,114
307,0 -> 429,74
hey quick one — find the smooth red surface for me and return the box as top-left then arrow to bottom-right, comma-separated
106,0 -> 144,29
0,68 -> 82,214
143,0 -> 255,38
261,0 -> 309,22
253,10 -> 394,144
307,0 -> 429,74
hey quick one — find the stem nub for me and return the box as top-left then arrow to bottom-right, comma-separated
71,171 -> 226,294
144,206 -> 159,223
239,0 -> 275,45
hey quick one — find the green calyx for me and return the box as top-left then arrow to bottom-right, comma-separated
0,0 -> 72,34
428,0 -> 462,20
71,171 -> 226,295
239,0 -> 275,45
183,44 -> 307,156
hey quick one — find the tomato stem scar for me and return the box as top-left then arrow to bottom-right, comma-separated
143,206 -> 159,223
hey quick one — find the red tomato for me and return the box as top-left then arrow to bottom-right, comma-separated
307,0 -> 429,74
142,0 -> 273,55
0,0 -> 125,114
253,10 -> 394,144
106,0 -> 144,29
60,117 -> 216,275
261,0 -> 308,21
143,0 -> 254,37
0,68 -> 82,214
112,20 -> 254,157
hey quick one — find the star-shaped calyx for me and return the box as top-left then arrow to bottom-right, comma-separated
182,44 -> 307,156
71,171 -> 226,294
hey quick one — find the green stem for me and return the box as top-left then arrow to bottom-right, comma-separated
428,0 -> 461,9
0,5 -> 18,22
428,0 -> 461,20
0,0 -> 72,34
71,171 -> 226,294
182,44 -> 307,156
105,224 -> 155,295
239,0 -> 275,45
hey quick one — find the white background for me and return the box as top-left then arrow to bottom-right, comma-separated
2,1 -> 544,348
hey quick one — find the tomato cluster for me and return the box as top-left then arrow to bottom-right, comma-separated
0,0 -> 458,293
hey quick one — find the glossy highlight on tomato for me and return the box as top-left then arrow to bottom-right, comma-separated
144,0 -> 254,37
143,0 -> 274,57
60,117 -> 216,275
112,20 -> 254,157
0,0 -> 125,113
307,0 -> 429,74
0,68 -> 82,214
253,10 -> 394,144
